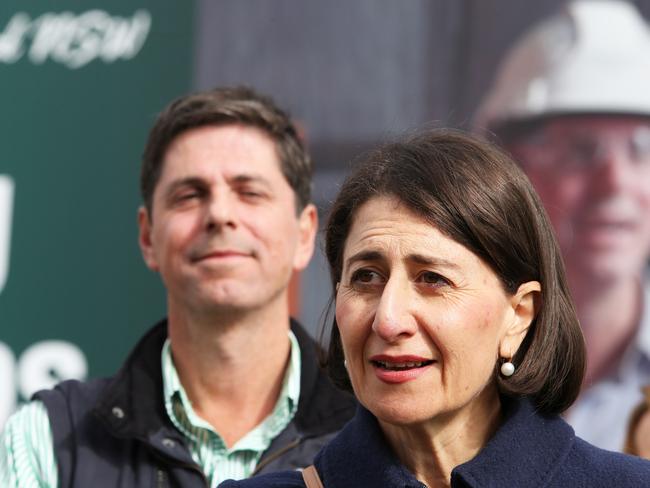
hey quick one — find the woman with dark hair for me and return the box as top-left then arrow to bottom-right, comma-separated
220,130 -> 650,487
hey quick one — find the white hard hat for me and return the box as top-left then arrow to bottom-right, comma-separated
474,0 -> 650,132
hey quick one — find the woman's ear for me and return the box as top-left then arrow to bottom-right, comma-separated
500,281 -> 541,358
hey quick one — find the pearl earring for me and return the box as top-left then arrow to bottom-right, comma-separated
500,360 -> 515,377
343,359 -> 348,369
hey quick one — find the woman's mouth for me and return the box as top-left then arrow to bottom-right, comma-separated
369,355 -> 435,383
372,359 -> 434,370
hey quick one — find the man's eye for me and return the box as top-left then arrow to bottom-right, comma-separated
631,127 -> 650,164
177,191 -> 199,202
239,188 -> 265,200
417,271 -> 450,288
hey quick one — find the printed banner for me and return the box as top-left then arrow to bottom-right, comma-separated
0,1 -> 194,428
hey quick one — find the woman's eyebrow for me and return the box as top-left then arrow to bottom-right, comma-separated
344,250 -> 383,269
408,253 -> 460,270
344,250 -> 460,271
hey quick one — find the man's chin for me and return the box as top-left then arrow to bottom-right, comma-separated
198,290 -> 255,311
184,280 -> 286,316
187,298 -> 257,322
178,281 -> 251,310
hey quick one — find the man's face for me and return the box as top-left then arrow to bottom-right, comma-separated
138,124 -> 317,315
509,115 -> 650,283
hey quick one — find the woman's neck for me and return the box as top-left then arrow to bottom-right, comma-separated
378,387 -> 502,488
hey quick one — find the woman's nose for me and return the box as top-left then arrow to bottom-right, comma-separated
371,277 -> 418,342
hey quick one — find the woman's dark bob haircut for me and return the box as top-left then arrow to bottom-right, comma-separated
324,129 -> 585,415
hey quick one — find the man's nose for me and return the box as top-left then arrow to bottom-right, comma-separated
371,277 -> 418,343
204,191 -> 236,231
591,145 -> 632,195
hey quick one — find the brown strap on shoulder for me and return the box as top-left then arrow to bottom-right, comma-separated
301,464 -> 324,488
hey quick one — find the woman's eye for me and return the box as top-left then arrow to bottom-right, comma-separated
349,269 -> 384,286
417,271 -> 450,288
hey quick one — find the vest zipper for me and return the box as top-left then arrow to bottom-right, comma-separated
156,469 -> 167,487
149,446 -> 209,488
252,436 -> 302,475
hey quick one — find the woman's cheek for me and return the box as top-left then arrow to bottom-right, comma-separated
336,294 -> 372,379
335,290 -> 366,335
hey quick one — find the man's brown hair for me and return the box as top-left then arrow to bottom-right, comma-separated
141,86 -> 312,215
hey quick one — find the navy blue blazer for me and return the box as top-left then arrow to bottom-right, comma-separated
219,397 -> 650,487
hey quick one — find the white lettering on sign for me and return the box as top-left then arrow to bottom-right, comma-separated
0,9 -> 151,69
0,175 -> 13,294
0,340 -> 88,429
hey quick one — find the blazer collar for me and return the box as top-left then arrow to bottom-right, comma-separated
317,397 -> 575,487
452,397 -> 575,486
316,404 -> 423,488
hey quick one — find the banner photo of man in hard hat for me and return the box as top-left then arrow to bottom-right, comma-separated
475,0 -> 650,453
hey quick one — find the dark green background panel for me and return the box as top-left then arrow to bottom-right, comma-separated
0,1 -> 194,424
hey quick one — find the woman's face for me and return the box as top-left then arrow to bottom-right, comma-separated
336,195 -> 536,426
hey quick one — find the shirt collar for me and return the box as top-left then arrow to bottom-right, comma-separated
160,330 -> 301,450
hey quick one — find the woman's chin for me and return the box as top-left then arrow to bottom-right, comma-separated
364,398 -> 436,427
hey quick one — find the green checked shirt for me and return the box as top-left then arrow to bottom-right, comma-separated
0,331 -> 301,488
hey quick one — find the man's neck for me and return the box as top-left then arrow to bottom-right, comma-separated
568,269 -> 643,387
166,297 -> 293,448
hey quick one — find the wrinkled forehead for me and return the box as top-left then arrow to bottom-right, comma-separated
157,124 -> 285,185
341,194 -> 465,263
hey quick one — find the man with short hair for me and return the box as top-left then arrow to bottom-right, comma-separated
474,0 -> 650,451
0,86 -> 355,486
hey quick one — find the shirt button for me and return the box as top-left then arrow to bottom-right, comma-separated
162,438 -> 175,449
111,406 -> 125,419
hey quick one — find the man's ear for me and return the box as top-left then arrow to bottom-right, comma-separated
138,206 -> 159,272
292,203 -> 318,271
500,280 -> 541,358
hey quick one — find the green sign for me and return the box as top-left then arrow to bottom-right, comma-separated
0,1 -> 194,427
